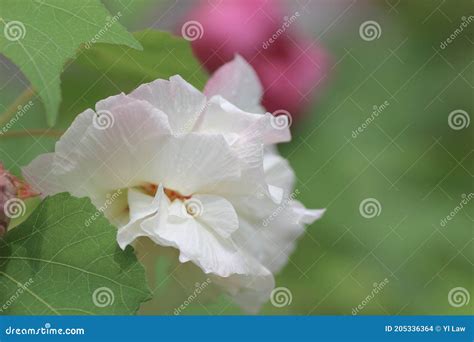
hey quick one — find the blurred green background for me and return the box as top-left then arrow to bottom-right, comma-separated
0,0 -> 472,315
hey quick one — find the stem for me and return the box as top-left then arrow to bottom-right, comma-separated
0,87 -> 35,127
0,129 -> 65,139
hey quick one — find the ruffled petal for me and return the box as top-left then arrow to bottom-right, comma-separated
130,75 -> 206,135
196,96 -> 291,145
117,186 -> 165,249
192,194 -> 239,239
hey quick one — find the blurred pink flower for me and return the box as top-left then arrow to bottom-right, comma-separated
184,0 -> 330,118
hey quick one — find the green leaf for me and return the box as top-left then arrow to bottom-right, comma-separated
58,29 -> 208,125
0,193 -> 151,315
0,0 -> 142,126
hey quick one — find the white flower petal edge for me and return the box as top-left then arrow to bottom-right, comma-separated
23,55 -> 324,313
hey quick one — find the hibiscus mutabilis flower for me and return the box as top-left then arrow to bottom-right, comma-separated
23,56 -> 325,312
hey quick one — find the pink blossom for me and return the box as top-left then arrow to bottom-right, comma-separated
185,0 -> 330,118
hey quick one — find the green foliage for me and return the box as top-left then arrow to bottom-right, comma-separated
0,0 -> 142,126
0,193 -> 151,315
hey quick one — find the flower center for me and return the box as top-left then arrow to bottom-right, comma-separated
139,183 -> 199,216
140,183 -> 191,202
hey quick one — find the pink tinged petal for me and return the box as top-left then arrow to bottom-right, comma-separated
204,55 -> 264,113
129,75 -> 206,135
22,153 -> 65,198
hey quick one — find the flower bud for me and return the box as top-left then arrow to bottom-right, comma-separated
0,163 -> 39,237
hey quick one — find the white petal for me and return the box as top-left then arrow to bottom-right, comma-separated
130,75 -> 206,135
263,152 -> 296,195
204,55 -> 264,113
210,272 -> 275,314
117,185 -> 165,249
196,96 -> 290,145
192,194 -> 239,239
141,200 -> 267,278
53,98 -> 171,198
152,133 -> 241,195
22,153 -> 65,197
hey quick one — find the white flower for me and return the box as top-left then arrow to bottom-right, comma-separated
23,55 -> 325,312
